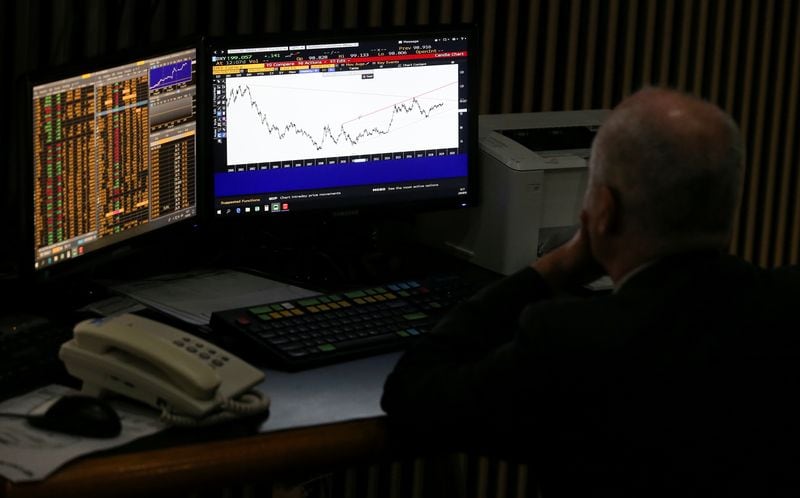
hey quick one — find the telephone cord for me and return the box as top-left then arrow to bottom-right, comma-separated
159,388 -> 270,427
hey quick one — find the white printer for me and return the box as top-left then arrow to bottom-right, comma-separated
419,110 -> 608,275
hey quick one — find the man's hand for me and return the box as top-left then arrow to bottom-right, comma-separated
531,224 -> 605,292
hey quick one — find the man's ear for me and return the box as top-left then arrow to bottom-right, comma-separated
595,185 -> 618,235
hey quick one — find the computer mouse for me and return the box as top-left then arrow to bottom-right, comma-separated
26,395 -> 122,438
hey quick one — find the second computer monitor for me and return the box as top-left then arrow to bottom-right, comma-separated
30,45 -> 198,273
207,26 -> 477,217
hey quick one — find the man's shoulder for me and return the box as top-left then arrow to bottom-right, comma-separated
516,293 -> 627,351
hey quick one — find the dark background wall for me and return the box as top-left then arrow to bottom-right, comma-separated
3,0 -> 799,277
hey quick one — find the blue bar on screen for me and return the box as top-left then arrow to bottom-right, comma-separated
214,154 -> 467,197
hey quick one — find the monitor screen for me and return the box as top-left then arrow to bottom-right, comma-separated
30,47 -> 198,272
208,26 -> 476,217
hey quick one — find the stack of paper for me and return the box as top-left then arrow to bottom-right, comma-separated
110,269 -> 318,325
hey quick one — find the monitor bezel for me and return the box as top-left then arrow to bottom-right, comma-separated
203,24 -> 479,227
18,37 -> 207,282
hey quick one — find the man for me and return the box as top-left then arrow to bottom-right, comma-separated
381,88 -> 800,496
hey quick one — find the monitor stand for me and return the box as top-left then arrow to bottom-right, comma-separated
211,213 -> 463,292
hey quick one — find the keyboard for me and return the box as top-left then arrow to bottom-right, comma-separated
210,273 -> 490,370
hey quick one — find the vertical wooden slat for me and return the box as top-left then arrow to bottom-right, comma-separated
393,0 -> 407,25
315,0 -> 333,28
455,453 -> 470,497
411,458 -> 424,498
541,0 -> 560,111
344,468 -> 357,498
343,0 -> 358,28
476,456 -> 489,498
581,0 -> 599,108
692,0 -> 709,94
23,0 -> 40,67
438,0 -> 453,23
708,0 -> 727,103
235,0 -> 253,34
641,0 -> 657,85
495,460 -> 508,498
725,0 -> 744,254
760,1 -> 790,266
736,0 -> 760,259
83,0 -> 104,57
293,0 -> 308,30
724,0 -> 743,114
658,0 -> 675,86
563,0 -> 581,110
520,0 -> 541,112
621,0 -> 638,98
500,0 -> 520,113
209,0 -> 226,35
676,0 -> 693,90
368,1 -> 382,26
747,0 -> 774,265
461,0 -> 475,22
788,5 -> 800,264
264,0 -> 281,33
601,0 -> 619,108
114,0 -> 135,49
389,461 -> 402,498
515,463 -> 528,498
178,0 -> 197,36
416,0 -> 430,24
366,464 -> 379,498
479,0 -> 497,114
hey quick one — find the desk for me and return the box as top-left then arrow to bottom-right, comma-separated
1,353 -> 403,498
2,418 -> 391,498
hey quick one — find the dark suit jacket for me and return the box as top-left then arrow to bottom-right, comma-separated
382,252 -> 800,497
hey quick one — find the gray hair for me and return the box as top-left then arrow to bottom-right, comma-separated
590,90 -> 744,247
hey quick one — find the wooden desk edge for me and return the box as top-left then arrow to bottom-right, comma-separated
2,417 -> 390,498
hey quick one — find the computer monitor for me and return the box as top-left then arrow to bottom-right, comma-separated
27,45 -> 199,274
207,25 -> 476,218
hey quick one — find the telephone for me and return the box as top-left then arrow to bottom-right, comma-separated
59,313 -> 269,426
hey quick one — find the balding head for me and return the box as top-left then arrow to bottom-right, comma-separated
588,87 -> 744,253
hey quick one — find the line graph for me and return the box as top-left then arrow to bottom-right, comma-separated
224,64 -> 460,165
149,60 -> 192,90
227,84 -> 448,150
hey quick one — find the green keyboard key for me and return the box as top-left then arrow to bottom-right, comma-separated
345,290 -> 367,298
249,305 -> 273,315
403,312 -> 428,321
298,298 -> 321,306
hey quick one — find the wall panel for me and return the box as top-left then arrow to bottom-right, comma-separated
473,0 -> 799,266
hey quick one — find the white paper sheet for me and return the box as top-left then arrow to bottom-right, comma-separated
110,269 -> 319,325
0,385 -> 167,483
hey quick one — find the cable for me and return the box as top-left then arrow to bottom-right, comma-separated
158,389 -> 270,427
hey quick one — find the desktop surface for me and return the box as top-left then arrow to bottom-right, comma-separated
0,224 -> 501,497
0,350 -> 400,498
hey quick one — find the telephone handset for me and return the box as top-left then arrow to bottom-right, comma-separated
59,313 -> 269,426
